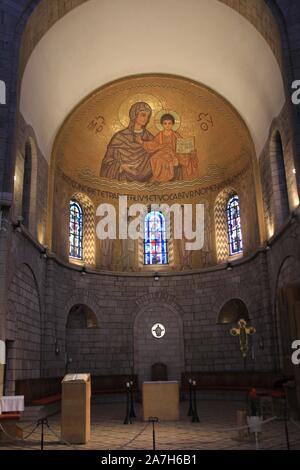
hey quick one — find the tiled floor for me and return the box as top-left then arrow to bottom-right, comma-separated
1,400 -> 300,450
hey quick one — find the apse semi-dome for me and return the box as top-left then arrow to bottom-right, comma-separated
20,0 -> 285,162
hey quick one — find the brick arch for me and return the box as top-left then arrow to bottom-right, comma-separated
273,256 -> 300,373
217,298 -> 250,325
134,292 -> 184,317
6,263 -> 42,391
133,300 -> 184,385
66,304 -> 98,329
7,262 -> 42,335
213,290 -> 253,324
214,187 -> 237,263
63,291 -> 105,374
63,290 -> 102,326
71,192 -> 95,266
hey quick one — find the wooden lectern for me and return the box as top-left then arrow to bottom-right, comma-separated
61,373 -> 91,444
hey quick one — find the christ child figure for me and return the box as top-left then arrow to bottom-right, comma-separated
137,113 -> 199,182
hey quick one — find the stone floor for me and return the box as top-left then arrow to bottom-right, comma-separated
1,400 -> 300,450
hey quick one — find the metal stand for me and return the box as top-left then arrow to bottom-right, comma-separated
148,417 -> 158,450
123,383 -> 132,424
255,432 -> 260,450
129,382 -> 136,418
283,396 -> 290,450
192,381 -> 200,423
187,379 -> 193,416
37,418 -> 48,450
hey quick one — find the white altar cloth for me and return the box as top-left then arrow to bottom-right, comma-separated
0,396 -> 24,413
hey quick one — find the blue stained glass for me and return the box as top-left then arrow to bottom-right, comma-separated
144,211 -> 168,265
69,200 -> 83,259
227,195 -> 243,256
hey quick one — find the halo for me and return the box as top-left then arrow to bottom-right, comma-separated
118,94 -> 163,128
155,109 -> 181,131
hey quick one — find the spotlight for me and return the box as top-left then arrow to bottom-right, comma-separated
41,246 -> 48,259
154,272 -> 160,281
81,266 -> 87,276
226,263 -> 232,271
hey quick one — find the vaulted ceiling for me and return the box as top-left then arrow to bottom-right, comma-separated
19,0 -> 285,162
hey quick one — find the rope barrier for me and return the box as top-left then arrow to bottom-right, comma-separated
0,414 -> 297,450
23,422 -> 40,440
0,423 -> 37,449
45,421 -> 81,450
116,422 -> 150,450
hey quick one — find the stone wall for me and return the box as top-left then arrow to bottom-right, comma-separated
4,235 -> 277,384
1,0 -> 300,395
5,213 -> 299,391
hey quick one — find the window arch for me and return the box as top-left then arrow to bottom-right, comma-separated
21,141 -> 32,228
144,210 -> 168,265
227,195 -> 243,256
69,200 -> 83,259
270,131 -> 289,228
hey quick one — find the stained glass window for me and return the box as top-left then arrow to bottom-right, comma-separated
144,210 -> 168,265
69,200 -> 83,259
227,195 -> 243,256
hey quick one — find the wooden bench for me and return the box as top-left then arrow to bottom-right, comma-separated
0,412 -> 22,441
0,412 -> 21,421
15,374 -> 138,407
91,374 -> 138,396
16,378 -> 63,406
31,393 -> 62,406
181,371 -> 284,393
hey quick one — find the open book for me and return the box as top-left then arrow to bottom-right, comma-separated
176,137 -> 195,154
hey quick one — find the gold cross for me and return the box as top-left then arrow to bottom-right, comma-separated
230,319 -> 256,358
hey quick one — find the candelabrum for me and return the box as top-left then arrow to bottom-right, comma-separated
124,382 -> 132,424
192,380 -> 200,423
187,379 -> 193,416
129,381 -> 136,418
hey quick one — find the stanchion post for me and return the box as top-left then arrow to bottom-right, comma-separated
187,378 -> 193,416
192,380 -> 200,423
255,432 -> 260,450
148,417 -> 158,450
124,382 -> 132,424
38,418 -> 45,451
129,381 -> 136,418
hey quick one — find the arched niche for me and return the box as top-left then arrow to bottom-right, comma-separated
217,298 -> 250,325
66,304 -> 99,329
